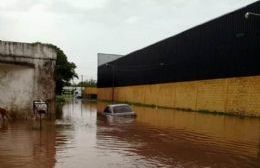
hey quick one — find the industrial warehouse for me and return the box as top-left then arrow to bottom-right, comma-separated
98,1 -> 260,117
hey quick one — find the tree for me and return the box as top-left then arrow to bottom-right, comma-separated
52,45 -> 78,95
32,42 -> 77,95
77,79 -> 97,87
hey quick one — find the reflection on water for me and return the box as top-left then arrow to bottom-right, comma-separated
0,121 -> 56,168
0,100 -> 260,168
97,102 -> 260,168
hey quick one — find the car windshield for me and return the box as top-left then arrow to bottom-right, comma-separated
113,105 -> 132,113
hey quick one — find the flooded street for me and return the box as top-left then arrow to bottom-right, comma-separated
0,100 -> 260,168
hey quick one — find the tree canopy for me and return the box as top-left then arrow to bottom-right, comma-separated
52,45 -> 78,95
32,42 -> 78,95
77,79 -> 97,87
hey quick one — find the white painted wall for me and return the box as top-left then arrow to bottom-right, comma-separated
0,63 -> 34,112
0,41 -> 57,117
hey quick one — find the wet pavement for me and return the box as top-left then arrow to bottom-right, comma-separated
0,99 -> 260,168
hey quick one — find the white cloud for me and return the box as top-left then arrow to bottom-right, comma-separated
0,0 -> 19,8
60,0 -> 109,10
125,16 -> 140,24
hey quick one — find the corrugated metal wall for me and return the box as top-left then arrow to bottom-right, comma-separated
98,1 -> 260,88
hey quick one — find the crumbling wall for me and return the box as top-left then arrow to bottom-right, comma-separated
0,41 -> 57,118
0,63 -> 34,117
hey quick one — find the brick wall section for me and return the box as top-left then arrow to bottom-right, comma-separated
98,76 -> 260,117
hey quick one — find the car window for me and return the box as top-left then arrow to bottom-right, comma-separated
104,107 -> 112,113
113,105 -> 132,113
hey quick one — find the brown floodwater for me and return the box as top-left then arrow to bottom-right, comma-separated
0,100 -> 260,168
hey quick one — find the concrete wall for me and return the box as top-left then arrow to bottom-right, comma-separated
98,75 -> 260,117
84,87 -> 97,95
0,63 -> 34,114
84,87 -> 97,99
0,41 -> 57,118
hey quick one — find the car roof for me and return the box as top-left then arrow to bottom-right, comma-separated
107,104 -> 131,108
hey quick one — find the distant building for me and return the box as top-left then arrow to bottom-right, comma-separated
63,86 -> 82,98
97,53 -> 124,67
98,1 -> 260,117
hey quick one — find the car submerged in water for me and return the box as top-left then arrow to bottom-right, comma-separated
103,104 -> 136,117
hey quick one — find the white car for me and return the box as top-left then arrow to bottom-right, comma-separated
103,104 -> 136,117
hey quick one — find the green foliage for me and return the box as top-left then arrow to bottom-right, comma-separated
31,42 -> 78,95
77,79 -> 97,87
56,95 -> 66,104
50,44 -> 78,95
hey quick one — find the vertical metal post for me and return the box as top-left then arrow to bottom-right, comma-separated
81,75 -> 84,97
81,75 -> 83,115
39,113 -> 42,130
106,63 -> 115,103
112,65 -> 115,103
73,78 -> 75,98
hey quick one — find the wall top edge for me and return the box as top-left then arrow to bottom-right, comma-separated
0,40 -> 57,59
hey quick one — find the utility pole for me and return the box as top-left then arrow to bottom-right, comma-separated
106,64 -> 115,103
81,75 -> 83,97
81,75 -> 83,115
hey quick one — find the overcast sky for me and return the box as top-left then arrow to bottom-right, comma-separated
0,0 -> 257,80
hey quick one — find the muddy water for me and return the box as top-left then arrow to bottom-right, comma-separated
0,100 -> 260,168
